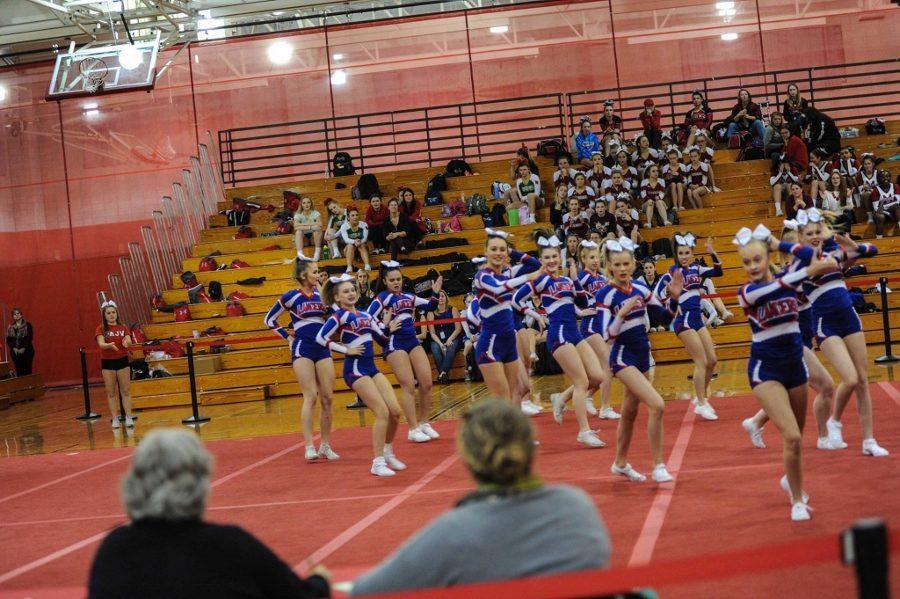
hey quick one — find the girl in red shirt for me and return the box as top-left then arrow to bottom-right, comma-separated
681,91 -> 713,147
95,301 -> 134,429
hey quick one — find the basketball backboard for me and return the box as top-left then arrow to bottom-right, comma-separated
47,38 -> 158,100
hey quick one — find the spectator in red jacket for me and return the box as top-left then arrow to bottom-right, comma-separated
365,195 -> 390,254
681,90 -> 713,147
639,99 -> 662,149
779,126 -> 809,174
726,88 -> 765,143
398,187 -> 426,247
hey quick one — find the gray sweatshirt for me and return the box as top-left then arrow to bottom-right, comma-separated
351,485 -> 611,596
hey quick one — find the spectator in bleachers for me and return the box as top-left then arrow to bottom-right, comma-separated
427,290 -> 463,384
764,112 -> 786,158
782,83 -> 809,127
550,185 -> 568,235
355,269 -> 375,310
293,196 -> 323,261
681,90 -> 713,148
571,117 -> 602,168
338,207 -> 371,272
598,101 -> 623,155
634,260 -> 666,332
562,198 -> 591,240
567,172 -> 595,209
614,199 -> 642,245
771,153 -> 801,218
684,147 -> 711,208
509,145 -> 540,181
6,308 -> 34,377
785,181 -> 812,219
562,233 -> 581,269
509,163 -> 543,214
836,146 -> 860,184
639,99 -> 663,149
822,171 -> 855,229
612,149 -> 639,191
694,133 -> 720,192
632,135 -> 661,179
383,198 -> 414,261
365,195 -> 390,255
779,125 -> 809,174
350,399 -> 610,596
726,88 -> 765,144
460,293 -> 477,381
807,147 -> 833,204
659,134 -> 681,162
588,200 -> 617,240
603,170 -> 632,209
802,107 -> 840,155
587,152 -> 607,192
662,149 -> 686,212
640,164 -> 671,228
856,153 -> 879,223
323,198 -> 348,259
553,155 -> 579,189
398,188 -> 426,246
88,429 -> 331,599
872,169 -> 900,239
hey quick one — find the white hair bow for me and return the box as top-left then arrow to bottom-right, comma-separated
485,227 -> 510,239
674,233 -> 696,248
380,260 -> 401,269
686,145 -> 700,154
329,274 -> 354,284
783,219 -> 799,231
605,237 -> 636,253
580,240 -> 599,249
472,256 -> 487,265
101,300 -> 118,309
733,224 -> 772,246
795,208 -> 822,226
537,235 -> 562,248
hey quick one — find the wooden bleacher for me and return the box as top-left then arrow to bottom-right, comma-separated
0,363 -> 45,410
130,122 -> 900,410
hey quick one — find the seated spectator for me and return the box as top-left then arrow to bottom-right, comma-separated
588,230 -> 604,246
684,147 -> 711,208
588,200 -> 617,240
662,149 -> 686,212
562,198 -> 591,239
323,198 -> 348,258
612,149 -> 639,191
632,135 -> 661,179
428,290 -> 463,384
553,155 -> 580,189
586,152 -> 608,193
802,107 -> 840,155
785,181 -> 812,219
571,117 -> 601,168
835,146 -> 860,184
88,429 -> 330,599
355,269 -> 375,310
699,276 -> 734,327
603,170 -> 632,208
634,260 -> 665,331
680,90 -> 713,147
640,164 -> 670,228
350,399 -> 610,595
508,145 -> 540,180
549,184 -> 568,235
460,293 -> 477,381
659,134 -> 681,162
639,99 -> 663,148
779,125 -> 809,174
384,198 -> 414,260
807,147 -> 833,203
822,170 -> 855,229
398,187 -> 426,247
293,196 -> 323,260
509,163 -> 543,213
365,194 -> 390,255
567,172 -> 596,208
856,153 -> 879,223
726,88 -> 765,144
764,112 -> 786,158
693,133 -> 720,192
598,101 -> 623,155
871,169 -> 899,239
782,83 -> 809,127
562,233 -> 581,269
613,199 -> 642,244
770,153 -> 801,217
339,207 -> 371,272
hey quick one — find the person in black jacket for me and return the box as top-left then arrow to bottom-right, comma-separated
6,308 -> 34,376
726,88 -> 765,143
802,107 -> 840,155
88,429 -> 331,599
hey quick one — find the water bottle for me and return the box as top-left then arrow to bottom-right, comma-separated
322,245 -> 331,260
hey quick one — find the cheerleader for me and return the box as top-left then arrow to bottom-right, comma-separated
770,153 -> 800,218
656,233 -> 722,420
95,301 -> 134,429
662,149 -> 686,212
513,231 -> 605,447
684,148 -> 710,208
264,257 -> 337,461
792,208 -> 888,456
504,252 -> 544,416
871,169 -> 900,239
597,237 -> 676,482
856,154 -> 878,222
807,148 -> 832,203
741,224 -> 839,451
317,274 -> 406,477
473,229 -> 543,401
367,261 -> 442,442
732,224 -> 840,520
640,164 -> 670,228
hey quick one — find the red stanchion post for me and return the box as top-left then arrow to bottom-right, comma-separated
874,276 -> 898,364
75,347 -> 101,422
181,341 -> 210,425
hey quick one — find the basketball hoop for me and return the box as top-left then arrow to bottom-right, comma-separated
79,56 -> 108,93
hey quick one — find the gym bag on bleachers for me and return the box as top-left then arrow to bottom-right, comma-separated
866,118 -> 886,135
352,174 -> 380,200
537,138 -> 566,159
332,152 -> 356,177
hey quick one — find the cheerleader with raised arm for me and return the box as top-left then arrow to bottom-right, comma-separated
789,209 -> 888,456
656,233 -> 722,420
513,231 -> 606,448
367,261 -> 443,442
317,274 -> 405,477
732,224 -> 840,520
741,224 -> 839,451
265,257 -> 338,461
472,229 -> 543,401
597,237 -> 676,482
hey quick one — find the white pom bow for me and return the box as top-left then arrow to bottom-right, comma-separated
485,227 -> 510,239
605,236 -> 636,253
537,236 -> 562,248
580,240 -> 599,249
674,233 -> 696,247
328,274 -> 354,284
783,219 -> 799,231
472,256 -> 487,264
795,208 -> 822,227
101,300 -> 118,309
733,224 -> 772,247
380,260 -> 401,269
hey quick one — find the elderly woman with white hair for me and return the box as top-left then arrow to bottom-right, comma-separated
88,429 -> 331,598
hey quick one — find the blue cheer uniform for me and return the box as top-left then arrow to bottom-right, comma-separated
513,272 -> 588,354
596,282 -> 674,374
656,253 -> 723,333
264,289 -> 332,363
577,269 -> 610,339
367,290 -> 438,356
316,308 -> 390,387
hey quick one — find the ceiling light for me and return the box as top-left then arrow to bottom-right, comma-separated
720,32 -> 739,41
267,41 -> 293,65
330,69 -> 347,85
118,44 -> 143,70
332,53 -> 344,60
0,85 -> 7,103
490,25 -> 509,34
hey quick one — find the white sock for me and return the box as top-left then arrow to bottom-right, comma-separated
384,443 -> 393,454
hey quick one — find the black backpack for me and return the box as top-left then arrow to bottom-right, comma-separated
865,118 -> 886,135
332,152 -> 355,176
651,238 -> 674,258
226,209 -> 250,226
445,159 -> 471,177
428,173 -> 448,195
352,174 -> 380,200
537,138 -> 566,159
130,359 -> 150,380
208,280 -> 223,301
442,261 -> 477,296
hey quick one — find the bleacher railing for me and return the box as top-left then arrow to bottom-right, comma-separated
219,57 -> 899,186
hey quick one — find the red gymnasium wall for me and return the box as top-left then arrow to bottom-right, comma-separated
1,0 -> 898,384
